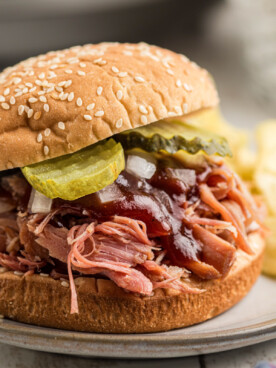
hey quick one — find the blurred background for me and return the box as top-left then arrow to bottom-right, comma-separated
0,0 -> 275,128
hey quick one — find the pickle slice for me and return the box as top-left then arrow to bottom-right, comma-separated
22,139 -> 125,200
115,119 -> 232,157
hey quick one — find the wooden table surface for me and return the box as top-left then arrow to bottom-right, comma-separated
0,340 -> 275,368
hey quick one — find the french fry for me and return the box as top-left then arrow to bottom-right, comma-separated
254,120 -> 276,276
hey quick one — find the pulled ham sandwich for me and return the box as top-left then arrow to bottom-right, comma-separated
0,43 -> 266,333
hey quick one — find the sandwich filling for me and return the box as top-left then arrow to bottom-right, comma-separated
0,151 -> 265,313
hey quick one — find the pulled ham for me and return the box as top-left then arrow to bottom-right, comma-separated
0,157 -> 266,314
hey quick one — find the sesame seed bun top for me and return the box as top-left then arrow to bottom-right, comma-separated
0,42 -> 219,171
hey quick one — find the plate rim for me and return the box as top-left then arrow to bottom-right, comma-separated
1,315 -> 276,344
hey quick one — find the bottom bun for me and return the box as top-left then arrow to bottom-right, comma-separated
0,232 -> 264,333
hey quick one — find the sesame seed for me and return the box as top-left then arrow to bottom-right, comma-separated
14,271 -> 24,276
58,81 -> 66,87
24,106 -> 29,113
180,54 -> 189,63
95,110 -> 104,117
97,86 -> 103,96
168,112 -> 176,117
27,109 -> 33,118
29,97 -> 38,103
18,105 -> 24,115
1,103 -> 9,110
98,60 -> 107,65
25,82 -> 33,88
77,70 -> 85,76
64,80 -> 72,88
80,62 -> 86,68
44,104 -> 49,112
116,90 -> 123,100
34,111 -> 41,120
38,90 -> 46,95
60,93 -> 68,101
183,103 -> 188,114
37,133 -> 43,142
48,71 -> 57,79
29,87 -> 37,93
183,83 -> 192,91
167,69 -> 174,75
56,86 -> 63,93
58,121 -> 65,130
84,114 -> 92,121
68,92 -> 74,102
68,57 -> 79,64
65,69 -> 72,74
134,76 -> 145,82
44,128 -> 51,137
116,118 -> 123,128
44,145 -> 49,155
35,80 -> 42,86
139,105 -> 148,114
140,115 -> 147,124
15,92 -> 22,97
39,73 -> 45,79
39,96 -> 47,103
40,273 -> 49,277
4,88 -> 10,96
118,72 -> 128,77
61,281 -> 69,288
86,103 -> 95,111
112,66 -> 119,73
176,79 -> 182,87
0,95 -> 5,102
76,97 -> 83,107
13,77 -> 22,84
50,64 -> 58,70
174,106 -> 182,115
10,96 -> 15,105
123,50 -> 133,56
22,87 -> 28,94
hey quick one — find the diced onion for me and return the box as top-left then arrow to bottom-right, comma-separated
97,183 -> 122,204
28,188 -> 53,214
126,155 -> 156,179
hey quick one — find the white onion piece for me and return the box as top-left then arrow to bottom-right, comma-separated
28,188 -> 53,214
97,183 -> 122,204
126,155 -> 156,179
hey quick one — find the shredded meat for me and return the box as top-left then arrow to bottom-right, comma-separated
0,157 -> 266,315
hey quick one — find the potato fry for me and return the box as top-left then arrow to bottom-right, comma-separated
254,120 -> 276,276
262,216 -> 276,277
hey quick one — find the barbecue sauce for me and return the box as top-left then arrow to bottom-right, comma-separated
54,156 -> 207,266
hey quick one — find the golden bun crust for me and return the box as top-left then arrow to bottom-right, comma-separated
0,232 -> 264,333
0,42 -> 218,171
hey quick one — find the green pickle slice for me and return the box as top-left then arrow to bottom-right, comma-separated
115,119 -> 232,157
22,139 -> 125,200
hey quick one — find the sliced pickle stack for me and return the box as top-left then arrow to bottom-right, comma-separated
22,139 -> 125,200
115,119 -> 232,157
22,112 -> 232,201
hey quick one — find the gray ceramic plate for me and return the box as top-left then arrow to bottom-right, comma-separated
0,275 -> 275,358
